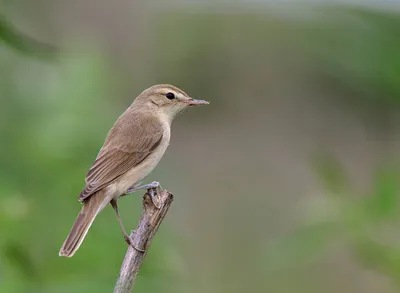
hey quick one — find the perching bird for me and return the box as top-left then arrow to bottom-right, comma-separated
59,84 -> 209,257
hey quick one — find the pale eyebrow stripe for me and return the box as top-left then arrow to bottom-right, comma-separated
155,85 -> 188,98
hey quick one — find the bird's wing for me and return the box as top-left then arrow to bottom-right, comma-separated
78,115 -> 164,202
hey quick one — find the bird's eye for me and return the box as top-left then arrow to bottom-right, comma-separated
165,92 -> 175,100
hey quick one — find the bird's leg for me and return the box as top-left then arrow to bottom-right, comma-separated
124,181 -> 162,209
110,199 -> 145,252
126,181 -> 162,193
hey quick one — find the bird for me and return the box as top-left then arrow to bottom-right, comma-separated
59,84 -> 209,257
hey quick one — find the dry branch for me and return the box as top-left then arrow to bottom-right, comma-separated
114,190 -> 174,293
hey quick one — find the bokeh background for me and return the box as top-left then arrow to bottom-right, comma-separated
2,1 -> 400,292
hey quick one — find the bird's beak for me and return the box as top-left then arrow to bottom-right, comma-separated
185,98 -> 210,106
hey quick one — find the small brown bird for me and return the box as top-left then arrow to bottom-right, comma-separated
59,84 -> 209,257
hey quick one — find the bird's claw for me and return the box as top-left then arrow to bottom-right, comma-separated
126,181 -> 161,193
124,181 -> 162,209
124,181 -> 163,209
148,187 -> 162,209
124,231 -> 145,253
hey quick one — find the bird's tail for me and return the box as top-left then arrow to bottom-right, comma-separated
59,191 -> 108,257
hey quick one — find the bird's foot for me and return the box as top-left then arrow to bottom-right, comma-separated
126,181 -> 162,209
127,181 -> 161,193
148,185 -> 162,209
124,230 -> 145,253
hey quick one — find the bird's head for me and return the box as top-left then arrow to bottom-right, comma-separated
133,84 -> 209,122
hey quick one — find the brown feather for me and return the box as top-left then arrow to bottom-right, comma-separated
59,190 -> 108,257
78,113 -> 163,202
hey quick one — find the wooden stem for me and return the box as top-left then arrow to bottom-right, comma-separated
113,190 -> 174,293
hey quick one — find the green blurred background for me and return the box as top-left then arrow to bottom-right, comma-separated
1,1 -> 400,292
